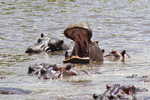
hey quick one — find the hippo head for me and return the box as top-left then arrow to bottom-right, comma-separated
28,63 -> 76,80
63,22 -> 104,64
93,84 -> 136,100
104,50 -> 129,62
25,33 -> 69,55
25,33 -> 50,54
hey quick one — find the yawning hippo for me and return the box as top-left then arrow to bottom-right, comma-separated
63,22 -> 104,64
25,33 -> 69,55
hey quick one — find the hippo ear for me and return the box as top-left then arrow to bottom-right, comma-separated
106,84 -> 111,90
121,50 -> 126,56
41,33 -> 44,38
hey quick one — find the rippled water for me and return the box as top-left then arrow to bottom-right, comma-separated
0,0 -> 150,100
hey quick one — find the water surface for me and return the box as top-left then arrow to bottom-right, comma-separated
0,0 -> 150,100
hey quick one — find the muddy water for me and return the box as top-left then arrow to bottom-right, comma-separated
0,0 -> 150,100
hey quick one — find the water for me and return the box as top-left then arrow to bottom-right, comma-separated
0,0 -> 150,100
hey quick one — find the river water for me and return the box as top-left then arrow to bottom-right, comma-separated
0,0 -> 150,100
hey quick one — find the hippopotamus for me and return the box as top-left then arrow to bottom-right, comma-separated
63,22 -> 104,64
104,50 -> 130,62
25,33 -> 69,55
28,63 -> 77,79
93,84 -> 148,100
0,87 -> 31,95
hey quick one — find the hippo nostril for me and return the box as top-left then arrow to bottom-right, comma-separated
37,39 -> 42,43
93,94 -> 98,99
25,48 -> 33,53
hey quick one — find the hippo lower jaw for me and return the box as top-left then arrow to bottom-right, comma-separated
25,48 -> 42,54
63,56 -> 90,64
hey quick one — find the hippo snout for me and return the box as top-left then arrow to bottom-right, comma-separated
25,47 -> 41,54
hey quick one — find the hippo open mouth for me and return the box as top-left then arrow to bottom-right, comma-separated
63,22 -> 104,64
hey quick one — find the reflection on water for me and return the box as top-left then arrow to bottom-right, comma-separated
0,0 -> 150,100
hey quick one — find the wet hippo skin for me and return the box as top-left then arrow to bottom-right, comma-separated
25,33 -> 69,55
93,84 -> 148,100
64,22 -> 104,63
0,87 -> 31,95
28,63 -> 77,80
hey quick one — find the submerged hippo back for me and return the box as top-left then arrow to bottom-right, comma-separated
0,87 -> 31,95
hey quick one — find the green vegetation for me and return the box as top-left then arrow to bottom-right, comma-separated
3,7 -> 16,10
2,11 -> 14,15
0,36 -> 7,40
